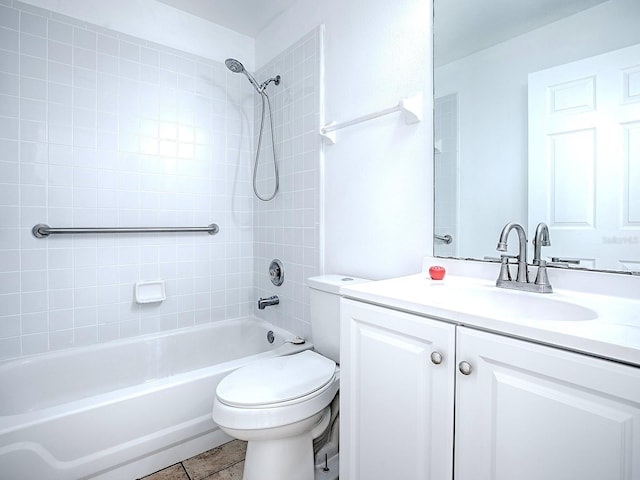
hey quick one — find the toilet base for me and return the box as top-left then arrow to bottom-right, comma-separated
243,431 -> 315,480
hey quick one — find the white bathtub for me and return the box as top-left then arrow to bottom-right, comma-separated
0,318 -> 310,480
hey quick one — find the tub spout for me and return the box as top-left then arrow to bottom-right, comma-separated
258,295 -> 279,310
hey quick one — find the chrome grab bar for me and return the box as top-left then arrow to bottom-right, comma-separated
32,223 -> 219,238
434,234 -> 453,244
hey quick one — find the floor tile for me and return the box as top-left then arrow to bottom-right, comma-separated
206,461 -> 244,480
140,463 -> 189,480
182,440 -> 247,480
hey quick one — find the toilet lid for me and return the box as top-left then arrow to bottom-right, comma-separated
216,350 -> 336,407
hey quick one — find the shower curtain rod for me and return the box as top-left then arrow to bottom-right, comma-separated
320,93 -> 422,145
32,223 -> 220,238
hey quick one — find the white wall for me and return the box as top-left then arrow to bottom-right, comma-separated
0,0 -> 257,360
252,28 -> 323,340
257,0 -> 433,280
16,0 -> 255,68
435,0 -> 640,260
1,0 -> 434,362
24,0 -> 435,281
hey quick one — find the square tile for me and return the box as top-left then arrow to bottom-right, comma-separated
182,440 -> 247,480
73,27 -> 96,50
140,463 -> 189,480
0,5 -> 18,30
20,12 -> 47,38
48,19 -> 72,44
207,461 -> 244,480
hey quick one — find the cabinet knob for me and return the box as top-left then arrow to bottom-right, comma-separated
458,361 -> 473,375
430,351 -> 443,365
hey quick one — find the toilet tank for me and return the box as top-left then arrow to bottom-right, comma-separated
308,275 -> 370,364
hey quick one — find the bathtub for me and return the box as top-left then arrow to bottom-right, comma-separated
0,318 -> 310,480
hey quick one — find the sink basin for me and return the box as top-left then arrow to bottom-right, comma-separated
423,281 -> 598,322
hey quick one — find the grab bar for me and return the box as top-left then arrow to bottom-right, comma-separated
434,234 -> 453,244
32,223 -> 219,238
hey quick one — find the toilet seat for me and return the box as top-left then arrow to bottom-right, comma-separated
216,350 -> 336,408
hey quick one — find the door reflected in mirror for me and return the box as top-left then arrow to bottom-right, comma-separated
433,0 -> 640,273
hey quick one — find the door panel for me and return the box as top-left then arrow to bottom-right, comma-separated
455,327 -> 640,480
529,43 -> 640,271
340,299 -> 455,480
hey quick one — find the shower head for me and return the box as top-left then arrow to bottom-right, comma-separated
225,58 -> 245,74
225,57 -> 261,92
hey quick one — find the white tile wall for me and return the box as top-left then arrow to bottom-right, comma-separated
253,28 -> 321,339
0,1 -> 258,360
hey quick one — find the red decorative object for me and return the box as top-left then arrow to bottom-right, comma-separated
429,266 -> 446,280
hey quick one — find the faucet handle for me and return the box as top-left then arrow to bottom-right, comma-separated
532,263 -> 553,292
547,257 -> 581,269
551,257 -> 580,265
484,255 -> 519,263
498,254 -> 516,282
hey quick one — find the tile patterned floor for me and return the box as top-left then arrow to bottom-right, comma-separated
139,440 -> 247,480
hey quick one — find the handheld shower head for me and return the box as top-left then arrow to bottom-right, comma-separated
224,58 -> 244,74
225,57 -> 261,92
224,57 -> 282,201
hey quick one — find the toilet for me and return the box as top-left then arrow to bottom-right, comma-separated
212,275 -> 369,480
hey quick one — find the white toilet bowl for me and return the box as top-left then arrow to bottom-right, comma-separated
212,275 -> 369,480
212,350 -> 339,480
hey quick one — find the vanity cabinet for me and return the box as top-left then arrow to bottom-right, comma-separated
340,299 -> 640,480
454,326 -> 640,480
339,299 -> 456,480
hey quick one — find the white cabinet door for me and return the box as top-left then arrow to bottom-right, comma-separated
455,327 -> 640,480
340,299 -> 455,480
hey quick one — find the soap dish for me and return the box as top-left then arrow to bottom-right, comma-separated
135,280 -> 166,304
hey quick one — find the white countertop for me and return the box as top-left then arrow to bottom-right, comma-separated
341,272 -> 640,367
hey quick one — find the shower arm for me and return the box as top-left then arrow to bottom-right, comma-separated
259,75 -> 281,93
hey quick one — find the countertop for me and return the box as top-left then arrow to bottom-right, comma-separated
341,273 -> 640,367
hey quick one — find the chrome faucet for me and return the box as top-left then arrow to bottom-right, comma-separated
532,222 -> 550,264
496,222 -> 529,283
258,295 -> 279,310
495,222 -> 553,293
532,222 -> 553,293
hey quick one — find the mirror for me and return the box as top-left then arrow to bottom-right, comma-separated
433,0 -> 640,274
